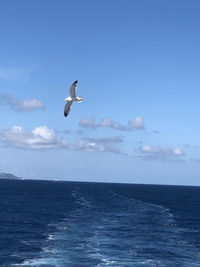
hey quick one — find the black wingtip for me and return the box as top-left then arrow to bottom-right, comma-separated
73,80 -> 78,85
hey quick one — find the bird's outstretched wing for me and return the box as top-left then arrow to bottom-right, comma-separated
64,101 -> 73,117
69,80 -> 78,98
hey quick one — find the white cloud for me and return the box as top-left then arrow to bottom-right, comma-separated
129,117 -> 145,130
141,145 -> 184,156
172,148 -> 183,156
0,126 -> 125,155
79,118 -> 96,128
82,136 -> 124,144
0,94 -> 13,107
17,98 -> 44,111
0,126 -> 68,150
99,117 -> 128,131
76,138 -> 126,155
76,139 -> 107,153
139,145 -> 185,161
0,94 -> 45,112
79,117 -> 145,131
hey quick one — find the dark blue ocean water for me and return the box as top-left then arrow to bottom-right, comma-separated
0,180 -> 200,267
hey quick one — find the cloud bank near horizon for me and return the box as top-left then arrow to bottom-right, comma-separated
0,124 -> 187,163
0,125 -> 125,155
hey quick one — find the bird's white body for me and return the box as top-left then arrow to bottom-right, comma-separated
64,96 -> 82,102
64,80 -> 82,117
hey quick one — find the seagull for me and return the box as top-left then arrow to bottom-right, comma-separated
64,80 -> 82,117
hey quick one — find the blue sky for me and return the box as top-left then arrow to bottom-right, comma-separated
0,0 -> 200,185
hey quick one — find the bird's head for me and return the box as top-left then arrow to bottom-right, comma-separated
77,96 -> 82,102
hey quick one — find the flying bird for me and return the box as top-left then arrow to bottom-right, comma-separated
64,80 -> 82,117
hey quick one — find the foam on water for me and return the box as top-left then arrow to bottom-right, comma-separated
18,188 -> 200,267
2,181 -> 200,267
12,258 -> 64,266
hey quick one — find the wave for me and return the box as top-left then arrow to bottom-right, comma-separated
10,186 -> 200,267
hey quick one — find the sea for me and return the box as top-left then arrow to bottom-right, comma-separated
0,179 -> 200,267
